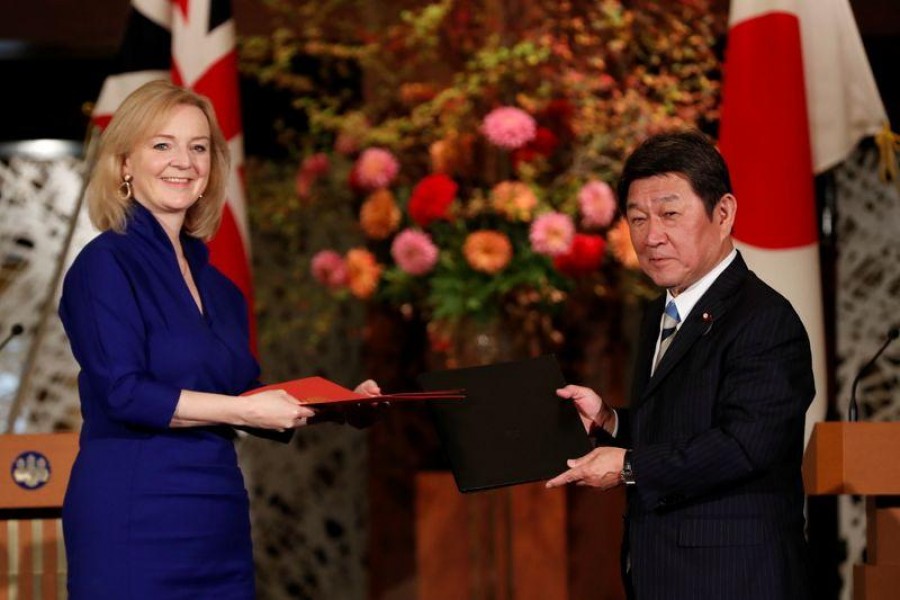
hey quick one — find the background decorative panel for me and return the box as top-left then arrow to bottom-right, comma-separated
0,143 -> 93,434
834,145 -> 900,600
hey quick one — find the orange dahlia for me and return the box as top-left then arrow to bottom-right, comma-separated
463,231 -> 513,274
345,248 -> 382,299
607,218 -> 640,269
360,189 -> 401,240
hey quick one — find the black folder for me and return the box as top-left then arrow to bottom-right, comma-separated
418,355 -> 592,493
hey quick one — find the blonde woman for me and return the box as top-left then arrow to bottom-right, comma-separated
59,80 -> 378,599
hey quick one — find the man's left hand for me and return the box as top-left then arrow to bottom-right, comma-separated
545,446 -> 627,490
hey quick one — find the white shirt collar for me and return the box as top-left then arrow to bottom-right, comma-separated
665,248 -> 738,328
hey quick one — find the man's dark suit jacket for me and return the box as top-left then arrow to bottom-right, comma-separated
604,252 -> 814,600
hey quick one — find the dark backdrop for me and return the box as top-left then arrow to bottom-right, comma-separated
2,1 -> 898,154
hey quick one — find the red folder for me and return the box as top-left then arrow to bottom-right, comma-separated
244,376 -> 465,406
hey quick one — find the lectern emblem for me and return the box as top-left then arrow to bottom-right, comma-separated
11,451 -> 51,490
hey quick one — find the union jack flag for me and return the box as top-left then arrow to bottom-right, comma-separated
92,0 -> 256,350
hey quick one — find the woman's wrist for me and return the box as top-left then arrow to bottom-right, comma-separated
233,395 -> 258,427
172,390 -> 249,428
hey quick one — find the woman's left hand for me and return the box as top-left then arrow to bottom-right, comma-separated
345,379 -> 385,428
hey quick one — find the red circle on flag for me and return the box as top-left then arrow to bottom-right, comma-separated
719,13 -> 818,249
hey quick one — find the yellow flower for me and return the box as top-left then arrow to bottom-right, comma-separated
463,231 -> 513,274
429,140 -> 453,174
608,218 -> 640,270
360,189 -> 401,240
491,181 -> 537,221
429,131 -> 475,176
346,248 -> 382,299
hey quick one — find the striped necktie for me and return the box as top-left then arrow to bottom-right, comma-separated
653,300 -> 681,372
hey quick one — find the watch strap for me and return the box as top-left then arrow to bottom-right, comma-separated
621,449 -> 636,485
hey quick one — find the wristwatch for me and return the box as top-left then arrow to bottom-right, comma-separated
620,449 -> 636,486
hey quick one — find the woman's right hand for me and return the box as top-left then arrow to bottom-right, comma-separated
241,389 -> 316,431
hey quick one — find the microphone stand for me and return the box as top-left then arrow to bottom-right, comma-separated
848,327 -> 899,422
4,128 -> 97,433
0,323 -> 24,354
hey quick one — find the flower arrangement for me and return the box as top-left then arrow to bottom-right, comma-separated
304,135 -> 633,325
241,0 -> 724,354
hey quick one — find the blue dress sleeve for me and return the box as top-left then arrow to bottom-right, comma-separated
60,246 -> 181,430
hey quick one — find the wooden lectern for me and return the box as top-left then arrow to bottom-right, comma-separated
0,432 -> 78,600
414,472 -> 626,600
804,422 -> 900,600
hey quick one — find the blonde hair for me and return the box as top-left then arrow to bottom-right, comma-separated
85,80 -> 231,240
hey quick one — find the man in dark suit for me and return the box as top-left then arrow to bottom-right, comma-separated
547,130 -> 814,599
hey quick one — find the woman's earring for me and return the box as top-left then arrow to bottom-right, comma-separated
118,175 -> 133,200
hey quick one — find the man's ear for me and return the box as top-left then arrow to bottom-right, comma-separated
716,193 -> 737,232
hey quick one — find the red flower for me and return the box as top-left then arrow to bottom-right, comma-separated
553,233 -> 607,276
531,127 -> 559,155
348,163 -> 366,195
512,127 -> 559,167
408,174 -> 458,227
540,99 -> 575,132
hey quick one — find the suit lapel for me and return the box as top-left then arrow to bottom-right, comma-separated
632,296 -> 664,401
636,253 -> 750,404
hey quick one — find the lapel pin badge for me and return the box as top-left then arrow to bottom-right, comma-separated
701,312 -> 714,335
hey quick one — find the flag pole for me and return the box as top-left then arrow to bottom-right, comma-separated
3,126 -> 99,433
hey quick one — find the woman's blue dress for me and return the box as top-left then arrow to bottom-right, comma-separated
59,202 -> 260,599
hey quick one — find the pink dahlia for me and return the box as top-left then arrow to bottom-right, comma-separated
578,180 -> 617,228
354,148 -> 400,190
310,250 -> 347,289
529,212 -> 575,257
391,229 -> 439,276
481,106 -> 537,150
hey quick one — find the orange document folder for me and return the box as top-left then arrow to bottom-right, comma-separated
244,376 -> 465,406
